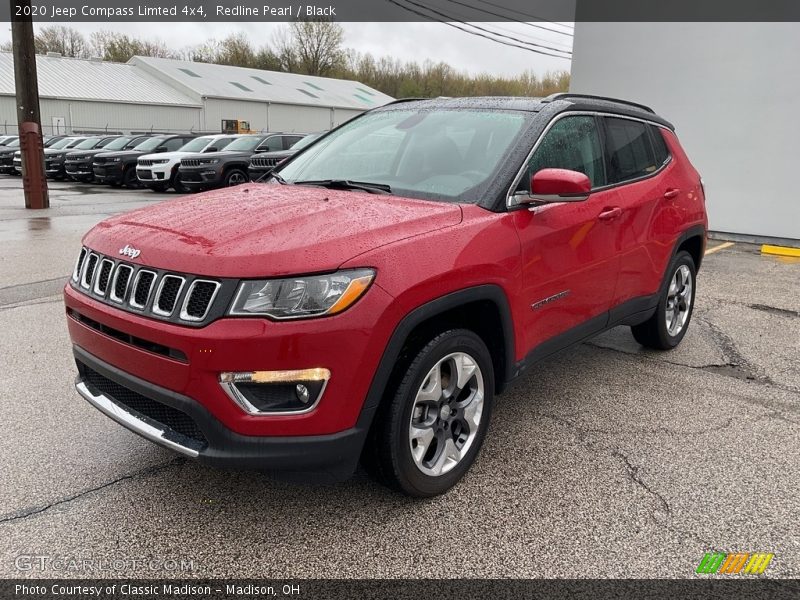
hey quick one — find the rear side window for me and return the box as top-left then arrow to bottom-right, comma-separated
520,115 -> 606,191
649,125 -> 671,166
603,117 -> 656,184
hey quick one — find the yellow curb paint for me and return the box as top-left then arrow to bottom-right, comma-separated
761,244 -> 800,257
704,242 -> 735,255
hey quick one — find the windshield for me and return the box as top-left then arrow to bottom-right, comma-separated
177,136 -> 217,153
48,138 -> 74,149
224,136 -> 264,152
278,109 -> 527,203
132,137 -> 168,152
100,136 -> 132,151
290,133 -> 322,150
74,137 -> 103,150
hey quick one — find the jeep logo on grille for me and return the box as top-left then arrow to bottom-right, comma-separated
119,245 -> 141,259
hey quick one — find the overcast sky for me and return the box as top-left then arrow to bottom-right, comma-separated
18,22 -> 573,77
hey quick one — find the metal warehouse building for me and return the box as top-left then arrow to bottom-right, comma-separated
0,52 -> 392,137
570,23 -> 800,244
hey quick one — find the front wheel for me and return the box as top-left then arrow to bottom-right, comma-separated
122,167 -> 140,189
364,329 -> 494,497
631,251 -> 696,350
223,168 -> 248,187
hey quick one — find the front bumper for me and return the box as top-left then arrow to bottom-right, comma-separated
136,167 -> 169,186
0,157 -> 15,173
93,163 -> 124,184
66,161 -> 94,179
177,165 -> 223,189
74,345 -> 368,481
45,160 -> 65,176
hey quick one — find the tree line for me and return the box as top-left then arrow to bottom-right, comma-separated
1,23 -> 570,98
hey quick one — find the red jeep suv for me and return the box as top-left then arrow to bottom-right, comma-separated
65,94 -> 707,496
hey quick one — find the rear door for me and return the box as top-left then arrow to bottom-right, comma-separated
601,116 -> 671,309
511,114 -> 621,354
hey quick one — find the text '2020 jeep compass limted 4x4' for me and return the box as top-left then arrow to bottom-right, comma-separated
65,94 -> 707,496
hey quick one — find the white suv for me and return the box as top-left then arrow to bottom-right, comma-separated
136,134 -> 241,193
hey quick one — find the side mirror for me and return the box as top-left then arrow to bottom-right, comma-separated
523,168 -> 592,203
205,147 -> 218,153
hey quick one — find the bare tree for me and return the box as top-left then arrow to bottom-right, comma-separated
34,26 -> 88,58
90,31 -> 172,63
280,19 -> 345,76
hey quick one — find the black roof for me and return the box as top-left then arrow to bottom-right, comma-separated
380,93 -> 674,130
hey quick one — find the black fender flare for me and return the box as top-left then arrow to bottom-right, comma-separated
353,284 -> 516,437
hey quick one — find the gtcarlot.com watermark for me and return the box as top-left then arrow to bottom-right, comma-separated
15,554 -> 195,574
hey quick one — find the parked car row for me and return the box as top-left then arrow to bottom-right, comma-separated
0,131 -> 319,193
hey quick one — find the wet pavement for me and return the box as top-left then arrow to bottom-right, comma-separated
0,178 -> 798,579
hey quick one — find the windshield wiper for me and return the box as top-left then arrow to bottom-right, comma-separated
262,171 -> 286,184
294,179 -> 392,194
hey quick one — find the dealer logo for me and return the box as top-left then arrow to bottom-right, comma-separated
119,245 -> 141,260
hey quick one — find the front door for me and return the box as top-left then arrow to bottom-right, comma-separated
511,114 -> 620,356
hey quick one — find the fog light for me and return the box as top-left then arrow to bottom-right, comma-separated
219,369 -> 330,415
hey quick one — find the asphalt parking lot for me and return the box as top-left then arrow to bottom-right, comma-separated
0,177 -> 797,579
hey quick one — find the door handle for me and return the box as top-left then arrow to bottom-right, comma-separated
663,188 -> 681,199
598,207 -> 622,221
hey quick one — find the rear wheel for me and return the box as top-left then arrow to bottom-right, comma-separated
631,251 -> 696,350
364,329 -> 494,497
122,167 -> 140,189
223,168 -> 248,187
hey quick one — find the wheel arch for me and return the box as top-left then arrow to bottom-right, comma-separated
355,285 -> 516,441
673,225 -> 706,272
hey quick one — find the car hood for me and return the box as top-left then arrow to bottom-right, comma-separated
95,150 -> 143,159
139,151 -> 196,161
251,150 -> 293,159
45,148 -> 71,158
66,149 -> 104,159
184,150 -> 252,160
83,184 -> 463,278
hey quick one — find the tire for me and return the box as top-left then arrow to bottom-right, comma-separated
631,251 -> 696,350
170,168 -> 188,193
122,167 -> 140,189
149,184 -> 169,193
364,329 -> 494,497
223,168 -> 248,187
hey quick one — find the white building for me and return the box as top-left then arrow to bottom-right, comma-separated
570,23 -> 800,244
0,52 -> 392,137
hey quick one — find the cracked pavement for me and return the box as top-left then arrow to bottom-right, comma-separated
0,179 -> 798,579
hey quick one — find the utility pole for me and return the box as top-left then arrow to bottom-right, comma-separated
11,0 -> 48,208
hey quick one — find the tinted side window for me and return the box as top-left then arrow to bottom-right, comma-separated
519,115 -> 606,191
604,117 -> 656,184
163,138 -> 186,152
649,125 -> 670,166
258,136 -> 283,152
283,136 -> 303,149
215,137 -> 236,150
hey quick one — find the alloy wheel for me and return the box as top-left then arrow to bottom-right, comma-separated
665,264 -> 693,336
408,352 -> 484,476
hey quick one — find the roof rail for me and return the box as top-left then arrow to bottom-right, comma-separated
542,93 -> 655,114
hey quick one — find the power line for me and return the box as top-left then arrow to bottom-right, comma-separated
470,0 -> 575,31
438,0 -> 574,37
430,0 -> 574,51
388,0 -> 572,58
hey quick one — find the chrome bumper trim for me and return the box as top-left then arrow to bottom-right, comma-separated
76,380 -> 200,457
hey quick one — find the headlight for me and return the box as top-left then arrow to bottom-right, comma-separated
229,269 -> 375,319
199,158 -> 220,165
109,157 -> 122,162
151,159 -> 169,164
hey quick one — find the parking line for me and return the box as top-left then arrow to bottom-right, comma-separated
705,242 -> 735,255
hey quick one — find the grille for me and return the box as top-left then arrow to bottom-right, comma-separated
72,248 -> 87,282
93,259 -> 114,295
81,364 -> 207,446
181,158 -> 201,167
137,170 -> 153,179
138,159 -> 155,167
131,270 -> 156,308
181,281 -> 219,321
153,275 -> 184,316
81,254 -> 98,288
250,157 -> 281,168
71,247 -> 224,326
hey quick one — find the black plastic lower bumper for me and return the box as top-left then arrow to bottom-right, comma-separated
73,345 -> 368,483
